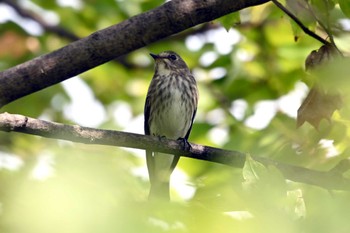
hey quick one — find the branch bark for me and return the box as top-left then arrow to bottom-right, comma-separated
1,112 -> 350,191
0,0 -> 270,108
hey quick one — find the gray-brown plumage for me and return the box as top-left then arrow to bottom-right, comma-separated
144,51 -> 198,201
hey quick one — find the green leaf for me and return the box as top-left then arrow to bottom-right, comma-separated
311,0 -> 335,12
286,189 -> 306,219
242,155 -> 267,185
242,156 -> 287,201
217,12 -> 241,31
338,0 -> 350,17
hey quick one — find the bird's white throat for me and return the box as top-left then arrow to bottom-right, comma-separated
157,63 -> 171,76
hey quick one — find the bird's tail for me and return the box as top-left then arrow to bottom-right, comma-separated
147,152 -> 179,201
148,180 -> 170,201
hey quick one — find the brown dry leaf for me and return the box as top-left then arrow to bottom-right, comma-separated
297,45 -> 342,128
304,44 -> 336,71
297,87 -> 342,128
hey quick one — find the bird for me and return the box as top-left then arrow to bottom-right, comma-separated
144,51 -> 198,201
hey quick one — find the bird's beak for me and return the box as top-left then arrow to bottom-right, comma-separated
150,53 -> 160,60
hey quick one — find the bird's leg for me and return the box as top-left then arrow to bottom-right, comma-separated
177,137 -> 191,151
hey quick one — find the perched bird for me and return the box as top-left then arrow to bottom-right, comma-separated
144,51 -> 198,201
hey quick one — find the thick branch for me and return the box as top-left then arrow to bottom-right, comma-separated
1,112 -> 350,191
0,0 -> 270,108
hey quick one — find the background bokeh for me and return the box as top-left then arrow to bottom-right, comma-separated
1,0 -> 350,232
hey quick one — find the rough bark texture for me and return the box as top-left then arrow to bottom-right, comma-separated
0,0 -> 270,107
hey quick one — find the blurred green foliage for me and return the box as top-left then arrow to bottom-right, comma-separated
1,0 -> 350,232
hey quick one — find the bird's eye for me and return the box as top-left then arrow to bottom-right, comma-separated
169,54 -> 177,61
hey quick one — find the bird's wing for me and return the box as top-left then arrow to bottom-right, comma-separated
144,96 -> 155,184
184,108 -> 197,140
144,96 -> 151,136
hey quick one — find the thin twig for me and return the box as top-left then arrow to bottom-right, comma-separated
271,0 -> 331,46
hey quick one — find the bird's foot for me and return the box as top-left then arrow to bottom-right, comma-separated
157,135 -> 167,142
177,137 -> 191,151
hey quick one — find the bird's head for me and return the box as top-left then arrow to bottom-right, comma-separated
150,51 -> 189,75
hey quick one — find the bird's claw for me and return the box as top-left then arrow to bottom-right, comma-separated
157,135 -> 167,142
177,137 -> 191,151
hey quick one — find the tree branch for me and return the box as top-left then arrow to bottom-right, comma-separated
1,112 -> 350,191
0,0 -> 270,108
